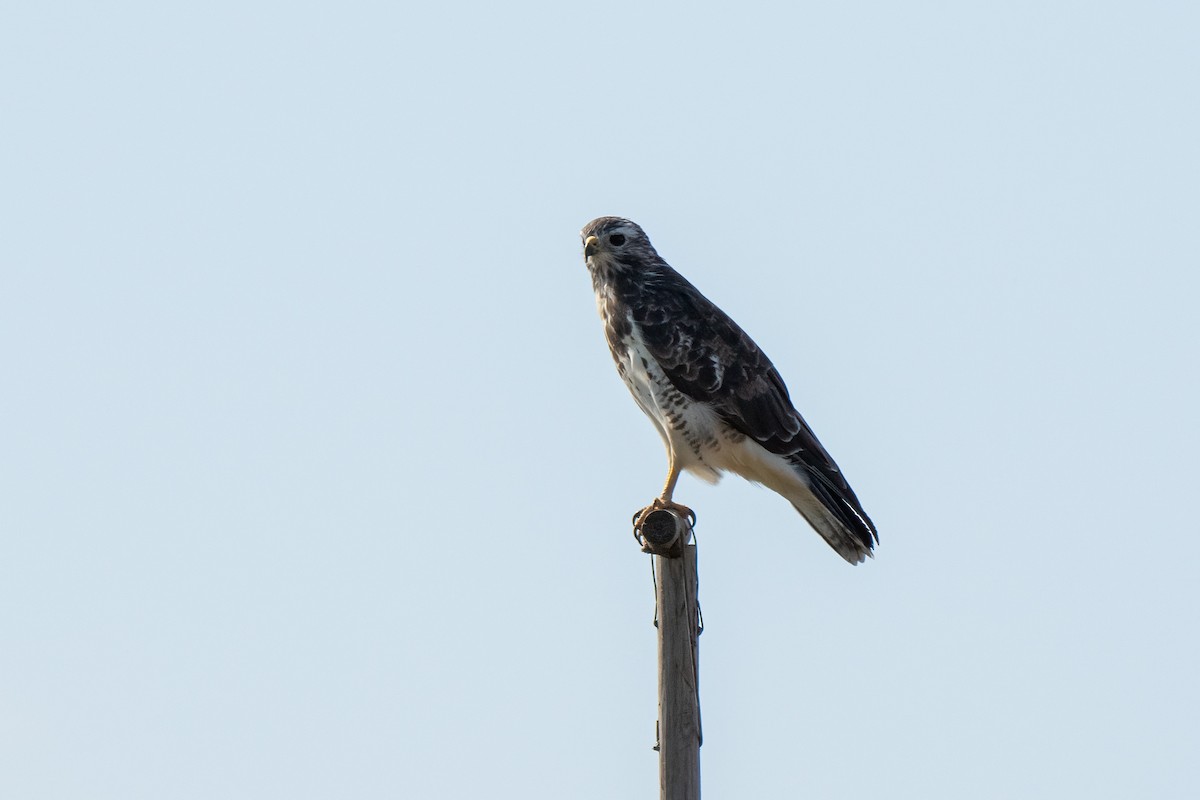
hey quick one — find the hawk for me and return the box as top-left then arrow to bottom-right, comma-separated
582,216 -> 878,564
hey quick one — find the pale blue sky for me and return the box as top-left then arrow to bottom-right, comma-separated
3,2 -> 1198,798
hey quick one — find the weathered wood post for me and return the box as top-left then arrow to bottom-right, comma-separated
637,508 -> 701,800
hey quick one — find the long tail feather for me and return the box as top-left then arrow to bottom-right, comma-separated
786,458 -> 878,565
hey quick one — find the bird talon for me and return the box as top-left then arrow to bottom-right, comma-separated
634,499 -> 695,529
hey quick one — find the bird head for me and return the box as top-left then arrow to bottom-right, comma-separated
581,217 -> 657,275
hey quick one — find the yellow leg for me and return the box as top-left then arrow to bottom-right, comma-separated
633,453 -> 695,532
659,456 -> 682,504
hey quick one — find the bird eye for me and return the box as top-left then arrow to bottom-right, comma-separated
608,234 -> 626,246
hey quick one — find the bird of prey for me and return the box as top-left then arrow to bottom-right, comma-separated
582,216 -> 878,564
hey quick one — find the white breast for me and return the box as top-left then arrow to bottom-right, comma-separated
618,319 -> 725,484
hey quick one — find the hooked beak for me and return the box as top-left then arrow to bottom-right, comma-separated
584,235 -> 599,258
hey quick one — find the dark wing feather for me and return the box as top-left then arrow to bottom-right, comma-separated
633,275 -> 878,547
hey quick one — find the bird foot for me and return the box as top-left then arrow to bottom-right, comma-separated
631,498 -> 696,552
632,498 -> 696,532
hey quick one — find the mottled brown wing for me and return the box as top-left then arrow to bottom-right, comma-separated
632,276 -> 877,546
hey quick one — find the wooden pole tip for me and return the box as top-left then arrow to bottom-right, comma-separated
637,508 -> 690,557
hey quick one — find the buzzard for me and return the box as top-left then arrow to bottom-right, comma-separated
582,216 -> 878,564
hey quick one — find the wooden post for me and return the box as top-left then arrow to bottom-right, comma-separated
637,509 -> 701,800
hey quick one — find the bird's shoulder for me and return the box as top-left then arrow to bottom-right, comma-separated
629,270 -> 767,395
